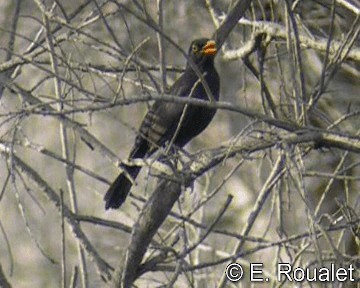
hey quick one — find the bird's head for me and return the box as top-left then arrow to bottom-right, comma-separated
187,38 -> 217,68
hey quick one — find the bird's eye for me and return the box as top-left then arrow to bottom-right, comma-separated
192,44 -> 199,53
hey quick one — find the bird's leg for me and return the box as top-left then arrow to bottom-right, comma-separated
159,143 -> 179,165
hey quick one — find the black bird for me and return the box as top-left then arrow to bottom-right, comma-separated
104,38 -> 220,209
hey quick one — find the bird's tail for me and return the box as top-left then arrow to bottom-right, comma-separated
104,165 -> 141,209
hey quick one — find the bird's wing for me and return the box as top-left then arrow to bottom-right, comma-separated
129,74 -> 195,158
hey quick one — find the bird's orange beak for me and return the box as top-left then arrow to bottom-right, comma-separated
202,40 -> 217,56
